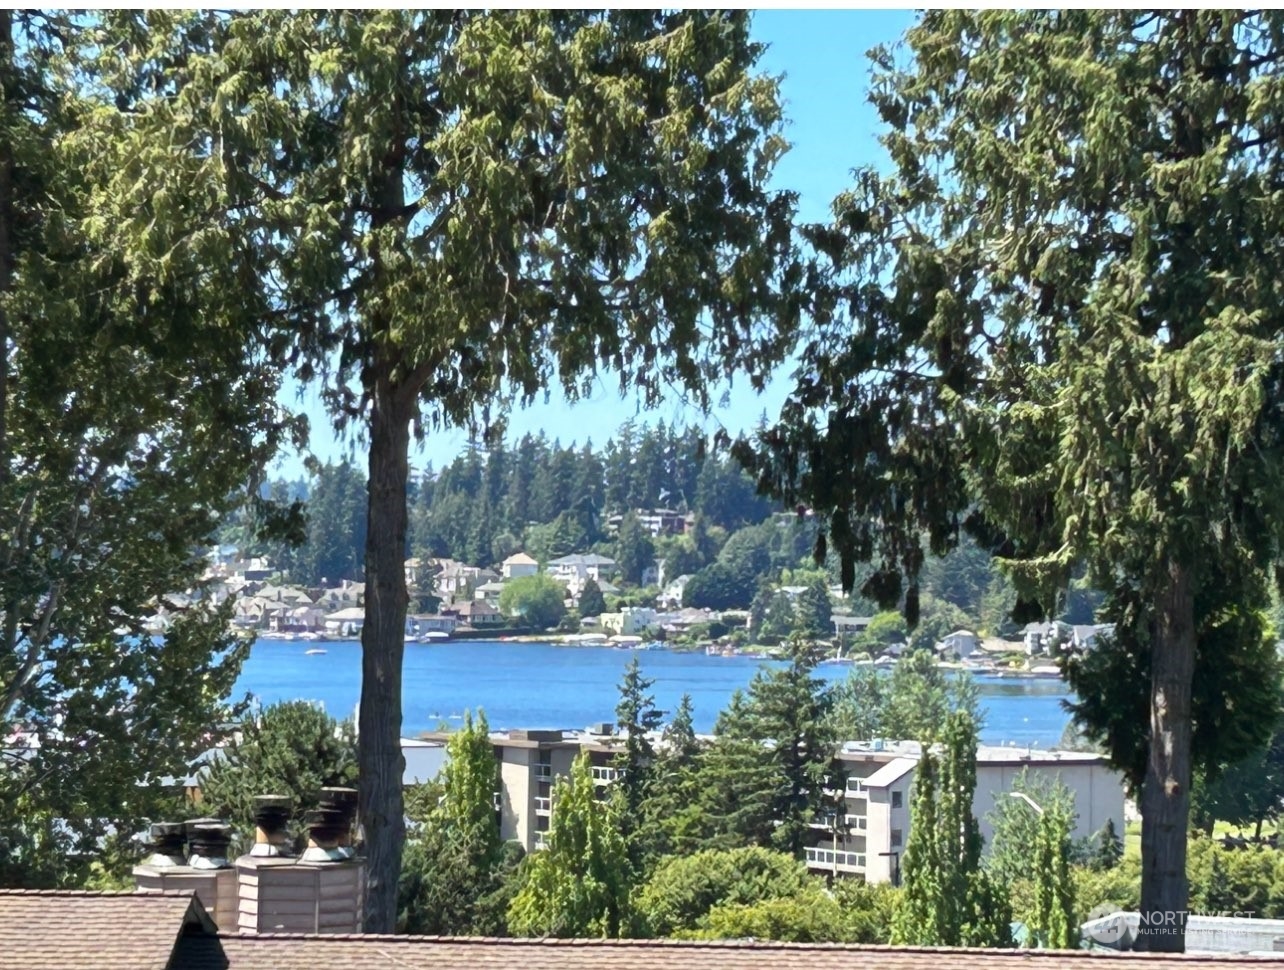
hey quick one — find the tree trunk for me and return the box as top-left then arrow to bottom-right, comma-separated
358,368 -> 412,933
1135,559 -> 1195,952
0,8 -> 13,475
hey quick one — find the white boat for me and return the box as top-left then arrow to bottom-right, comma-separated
609,635 -> 644,646
304,648 -> 327,656
417,631 -> 450,642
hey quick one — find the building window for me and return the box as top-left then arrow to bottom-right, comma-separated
891,790 -> 903,809
891,828 -> 903,848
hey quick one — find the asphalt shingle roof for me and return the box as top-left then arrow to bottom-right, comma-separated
0,889 -> 209,970
192,935 -> 1284,970
9,890 -> 1284,970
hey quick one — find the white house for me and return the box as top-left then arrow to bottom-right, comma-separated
548,554 -> 617,582
939,629 -> 980,659
598,607 -> 657,636
324,606 -> 366,637
501,553 -> 539,580
659,574 -> 692,609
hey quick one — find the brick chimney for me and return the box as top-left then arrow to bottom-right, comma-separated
235,787 -> 365,934
134,819 -> 237,930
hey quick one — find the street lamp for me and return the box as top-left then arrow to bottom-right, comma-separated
1008,790 -> 1045,815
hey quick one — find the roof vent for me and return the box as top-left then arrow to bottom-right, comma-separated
301,787 -> 357,862
188,822 -> 233,870
250,795 -> 293,858
143,822 -> 187,868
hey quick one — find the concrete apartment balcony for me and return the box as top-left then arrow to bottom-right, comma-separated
534,764 -> 553,781
805,847 -> 866,873
591,766 -> 622,785
534,796 -> 552,815
533,832 -> 550,851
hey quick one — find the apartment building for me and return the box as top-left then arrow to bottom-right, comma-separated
421,726 -> 1125,874
421,726 -> 626,853
805,740 -> 1125,884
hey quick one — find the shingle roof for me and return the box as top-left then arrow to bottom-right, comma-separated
189,935 -> 1284,970
10,890 -> 1284,970
0,889 -> 210,970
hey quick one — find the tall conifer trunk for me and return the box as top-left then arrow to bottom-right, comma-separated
358,366 -> 412,933
1136,560 -> 1195,952
0,9 -> 13,475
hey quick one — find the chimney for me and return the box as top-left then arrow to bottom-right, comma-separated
235,787 -> 366,935
134,819 -> 238,931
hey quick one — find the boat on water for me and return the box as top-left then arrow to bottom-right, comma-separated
304,648 -> 327,656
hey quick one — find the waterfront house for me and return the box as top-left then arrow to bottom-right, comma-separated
597,607 -> 657,636
501,552 -> 539,579
938,629 -> 980,659
832,614 -> 873,639
447,599 -> 504,628
406,613 -> 457,637
1072,623 -> 1115,651
548,553 -> 617,582
658,573 -> 692,609
474,580 -> 507,605
1022,620 -> 1065,656
324,606 -> 366,637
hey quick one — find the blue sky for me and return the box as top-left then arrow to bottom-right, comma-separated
277,10 -> 917,480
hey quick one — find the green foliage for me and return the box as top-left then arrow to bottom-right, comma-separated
682,561 -> 754,610
199,702 -> 359,852
399,711 -> 514,935
893,712 -> 1011,948
1190,691 -> 1284,839
507,753 -> 631,937
1186,837 -> 1284,919
634,846 -> 811,937
577,578 -> 608,619
0,9 -> 294,888
860,612 -> 908,649
185,7 -> 798,930
614,513 -> 657,587
499,573 -> 567,631
907,596 -> 973,654
1065,569 -> 1283,796
739,9 -> 1284,940
829,650 -> 979,744
794,578 -> 833,639
614,658 -> 665,875
292,461 -> 367,585
1073,855 -> 1141,920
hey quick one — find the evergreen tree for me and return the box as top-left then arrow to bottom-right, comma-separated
507,753 -> 631,937
188,9 -> 796,929
578,579 -> 607,619
1031,800 -> 1076,949
399,711 -> 509,935
892,712 -> 1011,947
738,11 -> 1284,948
689,641 -> 840,857
795,578 -> 833,639
663,694 -> 700,766
615,512 -> 657,586
199,702 -> 359,852
985,769 -> 1077,947
613,658 -> 665,874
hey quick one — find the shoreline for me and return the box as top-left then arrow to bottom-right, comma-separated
246,631 -> 1065,681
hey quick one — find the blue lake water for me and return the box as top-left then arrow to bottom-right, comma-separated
234,639 -> 1075,749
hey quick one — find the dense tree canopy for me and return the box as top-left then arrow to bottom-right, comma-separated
736,10 -> 1284,949
171,11 -> 800,927
0,10 -> 296,887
